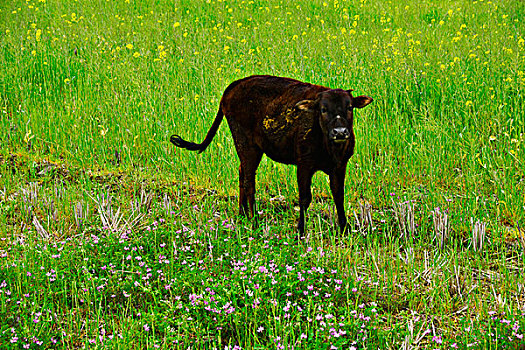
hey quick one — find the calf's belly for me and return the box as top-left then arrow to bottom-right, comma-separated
261,143 -> 296,165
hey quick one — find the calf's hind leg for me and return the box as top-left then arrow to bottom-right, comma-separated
237,148 -> 263,218
238,164 -> 248,216
227,119 -> 263,218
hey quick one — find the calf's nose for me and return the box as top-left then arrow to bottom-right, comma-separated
331,127 -> 350,141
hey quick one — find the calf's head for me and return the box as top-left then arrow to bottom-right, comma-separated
296,89 -> 373,145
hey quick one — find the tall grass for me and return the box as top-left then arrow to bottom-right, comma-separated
2,0 -> 524,224
1,0 -> 524,348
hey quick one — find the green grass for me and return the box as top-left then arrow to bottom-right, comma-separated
1,0 -> 525,348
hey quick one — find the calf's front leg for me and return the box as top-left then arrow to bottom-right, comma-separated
329,167 -> 349,232
296,166 -> 313,235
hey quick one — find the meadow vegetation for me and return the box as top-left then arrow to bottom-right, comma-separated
1,0 -> 524,348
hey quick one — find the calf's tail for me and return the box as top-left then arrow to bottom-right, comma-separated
170,107 -> 224,154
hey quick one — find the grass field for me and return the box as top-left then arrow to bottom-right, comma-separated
1,0 -> 525,348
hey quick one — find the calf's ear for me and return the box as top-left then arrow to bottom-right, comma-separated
295,100 -> 314,111
352,95 -> 373,109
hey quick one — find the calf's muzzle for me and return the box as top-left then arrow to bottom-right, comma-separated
330,127 -> 351,143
